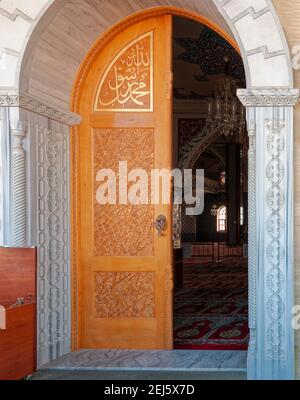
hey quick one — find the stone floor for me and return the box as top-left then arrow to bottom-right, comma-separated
31,369 -> 246,380
40,349 -> 247,372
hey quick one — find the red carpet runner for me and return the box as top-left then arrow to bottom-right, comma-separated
174,258 -> 249,350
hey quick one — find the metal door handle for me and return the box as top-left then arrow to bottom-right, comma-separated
154,215 -> 167,236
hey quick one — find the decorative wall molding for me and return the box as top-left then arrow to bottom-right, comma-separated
0,0 -> 51,22
0,6 -> 34,23
265,118 -> 287,362
11,119 -> 27,247
213,0 -> 293,87
0,90 -> 81,126
36,124 -> 70,366
0,0 -> 287,112
237,89 -> 300,107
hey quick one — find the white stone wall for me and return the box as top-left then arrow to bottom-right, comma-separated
214,0 -> 292,88
0,0 -> 51,87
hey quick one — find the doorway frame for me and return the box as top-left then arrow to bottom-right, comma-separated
68,4 -> 296,381
70,4 -> 247,357
0,0 -> 297,381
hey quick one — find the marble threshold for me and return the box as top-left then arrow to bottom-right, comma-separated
40,349 -> 247,372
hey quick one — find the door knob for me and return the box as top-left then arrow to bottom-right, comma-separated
154,215 -> 167,236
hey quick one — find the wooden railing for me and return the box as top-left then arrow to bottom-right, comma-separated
191,242 -> 244,262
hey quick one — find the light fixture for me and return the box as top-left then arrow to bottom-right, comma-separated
207,56 -> 246,139
218,171 -> 226,187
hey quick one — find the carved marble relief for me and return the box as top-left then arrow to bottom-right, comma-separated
37,125 -> 70,359
94,32 -> 153,112
94,272 -> 155,318
265,119 -> 286,362
93,128 -> 154,257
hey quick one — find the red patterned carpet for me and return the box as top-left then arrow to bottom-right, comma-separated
174,258 -> 249,350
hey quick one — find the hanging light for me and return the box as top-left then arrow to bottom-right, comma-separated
207,57 -> 246,138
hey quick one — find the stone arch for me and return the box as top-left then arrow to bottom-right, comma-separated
0,0 -> 298,381
0,0 -> 294,119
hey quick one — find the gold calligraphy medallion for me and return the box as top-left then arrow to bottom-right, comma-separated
94,31 -> 154,112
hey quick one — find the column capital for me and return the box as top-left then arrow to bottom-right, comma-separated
10,119 -> 28,132
10,120 -> 28,139
237,88 -> 300,107
10,120 -> 28,155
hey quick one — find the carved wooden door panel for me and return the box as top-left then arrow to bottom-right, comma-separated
77,15 -> 173,349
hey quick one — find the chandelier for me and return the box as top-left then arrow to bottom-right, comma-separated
207,58 -> 246,138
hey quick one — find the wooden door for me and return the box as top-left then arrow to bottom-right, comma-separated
77,15 -> 173,349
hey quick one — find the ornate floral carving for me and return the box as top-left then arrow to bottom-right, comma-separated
94,272 -> 155,318
95,32 -> 153,112
93,128 -> 154,257
37,125 -> 70,357
237,89 -> 300,107
265,119 -> 287,362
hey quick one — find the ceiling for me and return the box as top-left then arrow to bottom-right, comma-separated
173,16 -> 245,100
20,0 -> 235,111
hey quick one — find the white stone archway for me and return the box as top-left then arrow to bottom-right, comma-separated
0,0 -> 298,380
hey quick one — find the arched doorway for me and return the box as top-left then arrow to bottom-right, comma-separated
71,6 -> 244,352
68,6 -> 299,379
0,0 -> 297,380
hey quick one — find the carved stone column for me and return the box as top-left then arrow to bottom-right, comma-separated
10,119 -> 28,247
238,89 -> 299,380
245,116 -> 257,379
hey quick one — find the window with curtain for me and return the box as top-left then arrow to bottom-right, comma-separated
217,206 -> 227,232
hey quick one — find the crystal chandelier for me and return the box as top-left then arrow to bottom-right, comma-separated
207,58 -> 246,138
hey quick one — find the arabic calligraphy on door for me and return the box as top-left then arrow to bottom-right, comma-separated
94,31 -> 153,112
